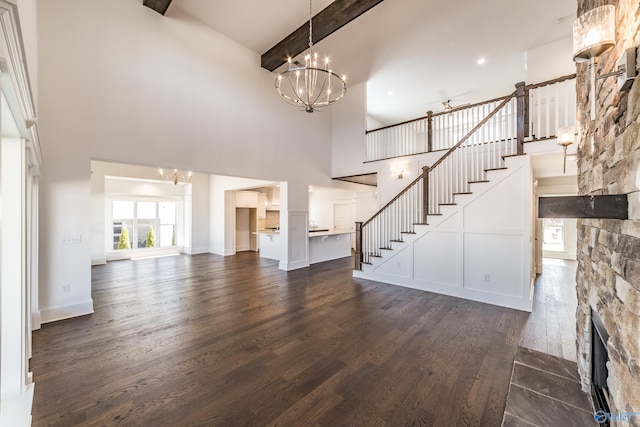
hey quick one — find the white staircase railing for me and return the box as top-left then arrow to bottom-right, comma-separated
356,75 -> 577,270
527,75 -> 576,141
357,92 -> 518,267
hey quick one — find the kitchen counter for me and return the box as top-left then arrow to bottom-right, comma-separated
255,229 -> 353,264
254,230 -> 280,260
309,229 -> 352,264
255,229 -> 280,235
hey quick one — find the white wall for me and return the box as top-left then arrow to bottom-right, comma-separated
188,172 -> 210,254
17,0 -> 38,108
355,155 -> 533,312
331,82 -> 375,178
526,36 -> 574,84
309,188 -> 355,229
38,0 -> 335,322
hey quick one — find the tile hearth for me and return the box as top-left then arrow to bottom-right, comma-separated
502,347 -> 596,426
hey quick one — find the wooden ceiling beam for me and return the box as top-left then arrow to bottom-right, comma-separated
261,0 -> 385,72
538,195 -> 629,219
143,0 -> 173,16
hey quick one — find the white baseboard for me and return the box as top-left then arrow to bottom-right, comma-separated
40,300 -> 94,324
0,383 -> 34,427
184,247 -> 209,255
31,310 -> 41,331
210,248 -> 235,256
280,260 -> 310,271
91,257 -> 107,266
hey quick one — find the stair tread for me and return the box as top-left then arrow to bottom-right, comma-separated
412,222 -> 428,225
390,239 -> 404,243
503,153 -> 525,158
485,167 -> 508,171
468,180 -> 490,183
401,231 -> 417,234
453,192 -> 473,195
439,203 -> 457,206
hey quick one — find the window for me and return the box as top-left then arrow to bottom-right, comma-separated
112,200 -> 177,250
542,218 -> 564,252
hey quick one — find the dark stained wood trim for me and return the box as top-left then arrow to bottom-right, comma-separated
143,0 -> 173,15
524,73 -> 576,91
332,173 -> 377,187
261,0 -> 386,72
538,195 -> 628,219
516,82 -> 525,155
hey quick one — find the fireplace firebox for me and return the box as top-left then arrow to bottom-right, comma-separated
591,309 -> 610,426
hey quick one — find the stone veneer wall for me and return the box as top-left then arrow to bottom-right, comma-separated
575,0 -> 640,421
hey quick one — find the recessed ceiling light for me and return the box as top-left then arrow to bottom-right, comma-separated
388,90 -> 394,96
477,58 -> 486,65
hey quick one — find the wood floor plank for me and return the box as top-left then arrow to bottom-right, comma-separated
31,252 -> 529,426
519,259 -> 578,362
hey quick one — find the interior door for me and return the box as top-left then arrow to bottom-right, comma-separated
334,202 -> 356,249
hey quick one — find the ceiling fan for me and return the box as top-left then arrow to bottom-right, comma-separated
441,99 -> 471,112
427,90 -> 472,113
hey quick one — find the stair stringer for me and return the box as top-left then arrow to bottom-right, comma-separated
354,154 -> 533,312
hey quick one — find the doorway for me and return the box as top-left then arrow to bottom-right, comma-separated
333,202 -> 355,248
235,208 -> 257,252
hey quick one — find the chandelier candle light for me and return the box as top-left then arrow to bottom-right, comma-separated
158,168 -> 192,185
275,0 -> 347,112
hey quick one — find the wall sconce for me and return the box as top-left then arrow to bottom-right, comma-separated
159,168 -> 192,185
573,5 -> 616,62
557,126 -> 575,174
573,5 -> 638,118
391,165 -> 406,180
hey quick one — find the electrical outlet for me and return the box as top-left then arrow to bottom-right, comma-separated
62,283 -> 70,293
483,273 -> 491,282
62,235 -> 82,245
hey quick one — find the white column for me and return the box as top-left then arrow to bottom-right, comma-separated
29,174 -> 40,331
1,137 -> 27,399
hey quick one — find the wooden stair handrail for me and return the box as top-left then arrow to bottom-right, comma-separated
361,90 -> 516,229
524,73 -> 576,91
429,91 -> 516,172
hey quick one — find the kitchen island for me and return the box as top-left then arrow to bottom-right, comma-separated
255,229 -> 352,264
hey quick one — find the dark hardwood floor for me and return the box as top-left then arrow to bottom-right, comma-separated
518,259 -> 578,361
31,253 -> 527,426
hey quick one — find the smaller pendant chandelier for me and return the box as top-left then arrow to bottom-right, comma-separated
275,0 -> 347,113
158,168 -> 192,185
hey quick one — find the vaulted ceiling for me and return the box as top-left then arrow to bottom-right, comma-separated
148,0 -> 576,127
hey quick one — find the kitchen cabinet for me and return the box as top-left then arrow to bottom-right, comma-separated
257,193 -> 267,219
235,191 -> 258,208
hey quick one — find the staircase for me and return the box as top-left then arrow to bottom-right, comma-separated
354,76 -> 576,312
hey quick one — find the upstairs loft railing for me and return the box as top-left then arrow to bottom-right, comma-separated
365,74 -> 576,162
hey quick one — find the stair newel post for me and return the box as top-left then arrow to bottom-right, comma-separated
515,81 -> 526,155
422,166 -> 430,222
427,110 -> 433,153
355,221 -> 363,270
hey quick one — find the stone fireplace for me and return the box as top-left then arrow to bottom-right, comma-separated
591,309 -> 611,419
575,0 -> 640,423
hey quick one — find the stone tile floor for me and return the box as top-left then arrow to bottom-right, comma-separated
502,347 -> 596,426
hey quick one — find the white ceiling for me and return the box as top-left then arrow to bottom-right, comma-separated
170,0 -> 576,126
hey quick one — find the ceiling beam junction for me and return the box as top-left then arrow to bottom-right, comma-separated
261,0 -> 385,72
143,0 -> 173,16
